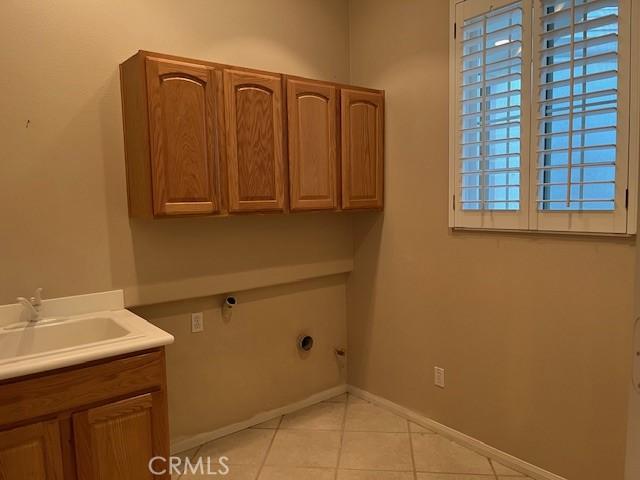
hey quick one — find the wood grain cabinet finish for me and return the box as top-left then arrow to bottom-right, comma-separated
120,51 -> 385,217
146,58 -> 222,216
121,54 -> 224,217
341,88 -> 384,210
0,349 -> 170,480
0,421 -> 64,480
74,393 -> 167,480
224,69 -> 286,212
286,79 -> 338,211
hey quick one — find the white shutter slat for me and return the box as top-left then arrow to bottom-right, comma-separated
541,0 -> 618,21
541,32 -> 617,58
539,13 -> 618,41
539,51 -> 617,75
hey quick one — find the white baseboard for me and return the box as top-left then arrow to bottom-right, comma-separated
170,384 -> 347,454
348,385 -> 567,480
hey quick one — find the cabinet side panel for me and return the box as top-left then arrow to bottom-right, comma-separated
120,53 -> 153,218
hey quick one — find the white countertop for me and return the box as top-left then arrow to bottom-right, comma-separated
0,290 -> 174,381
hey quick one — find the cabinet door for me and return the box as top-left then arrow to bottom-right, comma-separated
0,421 -> 64,480
341,89 -> 384,209
73,393 -> 169,480
287,79 -> 338,211
224,69 -> 285,212
146,57 -> 222,216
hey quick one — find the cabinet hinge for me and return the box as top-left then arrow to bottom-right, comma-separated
454,23 -> 457,39
625,188 -> 629,209
452,194 -> 456,211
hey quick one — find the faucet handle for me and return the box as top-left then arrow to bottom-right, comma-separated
16,296 -> 40,322
32,288 -> 43,307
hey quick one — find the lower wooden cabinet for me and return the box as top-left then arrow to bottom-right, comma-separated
0,421 -> 64,480
74,393 -> 166,480
0,349 -> 170,480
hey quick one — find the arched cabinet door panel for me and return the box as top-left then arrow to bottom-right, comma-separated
341,88 -> 384,210
223,69 -> 285,212
287,79 -> 338,211
145,57 -> 222,216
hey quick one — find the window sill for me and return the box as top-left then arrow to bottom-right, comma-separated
450,227 -> 635,239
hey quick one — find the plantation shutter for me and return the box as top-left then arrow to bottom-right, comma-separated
454,0 -> 532,229
530,0 -> 630,232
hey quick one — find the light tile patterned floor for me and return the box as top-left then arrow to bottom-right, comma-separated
174,393 -> 532,480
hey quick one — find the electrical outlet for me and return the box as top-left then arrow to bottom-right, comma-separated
434,367 -> 445,388
191,312 -> 204,333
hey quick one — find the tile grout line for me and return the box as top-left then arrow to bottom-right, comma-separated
253,415 -> 283,480
179,394 -> 526,479
176,443 -> 205,480
333,393 -> 350,480
407,420 -> 419,480
488,458 -> 500,480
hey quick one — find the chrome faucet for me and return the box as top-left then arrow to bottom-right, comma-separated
16,288 -> 43,323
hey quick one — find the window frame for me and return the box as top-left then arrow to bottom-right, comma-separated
449,0 -> 639,235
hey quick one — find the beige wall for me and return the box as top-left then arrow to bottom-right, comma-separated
0,0 -> 352,305
0,0 -> 352,446
347,1 -> 636,479
133,275 -> 347,449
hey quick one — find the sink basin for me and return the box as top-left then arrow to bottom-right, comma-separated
0,290 -> 174,381
0,317 -> 132,362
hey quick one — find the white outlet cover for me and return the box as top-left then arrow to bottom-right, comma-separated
434,367 -> 445,388
191,312 -> 204,333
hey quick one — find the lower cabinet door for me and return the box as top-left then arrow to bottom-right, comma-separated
73,392 -> 169,480
0,420 -> 65,480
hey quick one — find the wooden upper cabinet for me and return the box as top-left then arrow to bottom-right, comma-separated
121,51 -> 385,217
0,421 -> 64,480
145,58 -> 222,216
341,88 -> 384,210
224,69 -> 286,212
287,79 -> 338,211
120,53 -> 224,218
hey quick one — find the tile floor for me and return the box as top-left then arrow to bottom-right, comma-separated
174,393 -> 532,480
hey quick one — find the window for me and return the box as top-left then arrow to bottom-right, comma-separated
450,0 -> 636,234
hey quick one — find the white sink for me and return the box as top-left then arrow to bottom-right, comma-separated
0,291 -> 174,381
0,316 -> 132,361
